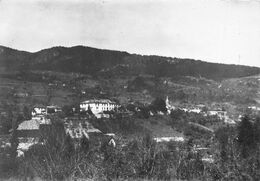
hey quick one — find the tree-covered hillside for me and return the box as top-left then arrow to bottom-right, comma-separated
0,45 -> 259,80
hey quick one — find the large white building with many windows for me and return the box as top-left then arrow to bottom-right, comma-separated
80,99 -> 119,115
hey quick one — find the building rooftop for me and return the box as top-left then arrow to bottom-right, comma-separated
46,105 -> 61,109
17,119 -> 40,130
81,99 -> 117,104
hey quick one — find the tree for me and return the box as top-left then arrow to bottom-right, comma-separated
10,115 -> 21,159
215,126 -> 232,161
23,106 -> 31,120
62,105 -> 73,117
138,107 -> 150,119
80,135 -> 89,153
237,115 -> 257,158
87,105 -> 93,115
63,134 -> 75,158
150,97 -> 167,113
0,115 -> 12,134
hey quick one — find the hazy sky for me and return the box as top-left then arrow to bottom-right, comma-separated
0,0 -> 260,67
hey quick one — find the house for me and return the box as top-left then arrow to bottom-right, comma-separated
32,116 -> 51,125
153,136 -> 185,143
17,119 -> 40,136
16,119 -> 40,157
208,110 -> 227,120
224,118 -> 236,124
16,118 -> 51,157
80,99 -> 120,115
31,105 -> 46,117
46,105 -> 62,114
17,118 -> 50,138
189,108 -> 202,114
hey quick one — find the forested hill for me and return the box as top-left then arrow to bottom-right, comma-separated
0,45 -> 259,80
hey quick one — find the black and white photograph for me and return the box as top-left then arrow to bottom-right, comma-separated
0,0 -> 260,180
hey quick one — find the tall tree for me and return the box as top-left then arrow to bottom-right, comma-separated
237,115 -> 256,158
23,106 -> 31,120
150,97 -> 167,113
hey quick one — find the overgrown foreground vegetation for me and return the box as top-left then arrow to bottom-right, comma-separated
1,115 -> 260,181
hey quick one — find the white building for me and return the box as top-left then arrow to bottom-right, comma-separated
31,105 -> 46,117
189,108 -> 202,114
208,110 -> 227,120
80,99 -> 120,115
153,136 -> 184,143
248,106 -> 260,111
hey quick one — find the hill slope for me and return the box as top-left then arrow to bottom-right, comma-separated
0,45 -> 259,80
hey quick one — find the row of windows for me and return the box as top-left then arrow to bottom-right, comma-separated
81,103 -> 117,106
80,106 -> 116,112
80,105 -> 115,108
93,106 -> 114,110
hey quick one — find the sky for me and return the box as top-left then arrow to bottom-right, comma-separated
0,0 -> 260,67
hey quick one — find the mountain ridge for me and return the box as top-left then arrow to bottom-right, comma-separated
0,45 -> 259,80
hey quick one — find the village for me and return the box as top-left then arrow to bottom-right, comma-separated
0,70 -> 258,180
0,59 -> 258,180
0,93 -> 244,160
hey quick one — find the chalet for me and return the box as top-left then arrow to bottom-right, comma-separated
80,99 -> 120,115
